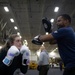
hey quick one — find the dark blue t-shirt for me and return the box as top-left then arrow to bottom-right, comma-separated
51,26 -> 75,68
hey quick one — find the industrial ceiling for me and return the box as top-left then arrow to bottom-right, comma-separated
0,0 -> 75,53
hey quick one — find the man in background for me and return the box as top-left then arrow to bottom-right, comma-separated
37,46 -> 49,75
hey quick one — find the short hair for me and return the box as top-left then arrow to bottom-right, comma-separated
40,46 -> 45,50
58,14 -> 71,23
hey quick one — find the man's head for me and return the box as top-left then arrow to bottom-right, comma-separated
40,46 -> 45,51
56,14 -> 71,29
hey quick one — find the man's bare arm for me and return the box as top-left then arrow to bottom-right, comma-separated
39,34 -> 57,44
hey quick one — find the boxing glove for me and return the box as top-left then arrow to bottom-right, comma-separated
42,17 -> 52,33
32,35 -> 43,45
20,45 -> 30,65
2,46 -> 20,66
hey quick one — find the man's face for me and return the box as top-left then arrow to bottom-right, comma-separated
13,37 -> 22,49
56,16 -> 67,29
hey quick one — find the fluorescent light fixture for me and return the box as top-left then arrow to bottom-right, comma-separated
14,26 -> 18,30
43,42 -> 45,44
54,7 -> 59,12
50,52 -> 55,56
0,46 -> 2,49
4,6 -> 9,12
41,42 -> 45,46
42,44 -> 44,46
50,19 -> 54,23
36,51 -> 41,57
20,35 -> 22,38
23,40 -> 28,46
24,40 -> 27,41
46,32 -> 49,35
17,32 -> 20,35
10,18 -> 14,23
53,57 -> 55,59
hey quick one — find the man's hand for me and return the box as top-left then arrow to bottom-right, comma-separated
32,35 -> 43,45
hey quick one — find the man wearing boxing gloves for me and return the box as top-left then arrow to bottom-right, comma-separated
0,34 -> 28,75
32,14 -> 75,75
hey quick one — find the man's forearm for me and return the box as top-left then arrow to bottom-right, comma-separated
39,34 -> 52,42
49,40 -> 57,44
39,34 -> 56,44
